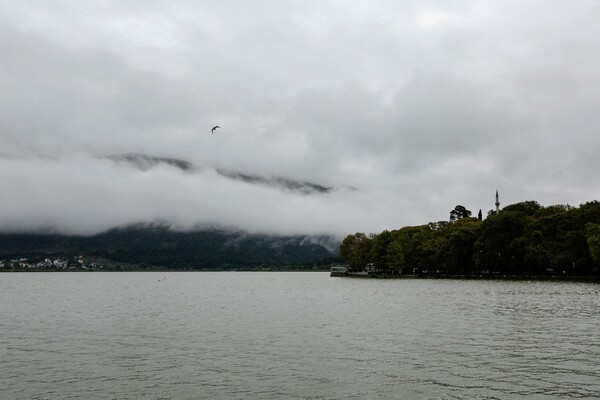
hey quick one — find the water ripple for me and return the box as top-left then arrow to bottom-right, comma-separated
1,273 -> 599,399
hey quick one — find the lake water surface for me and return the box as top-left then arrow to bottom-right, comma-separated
1,272 -> 599,399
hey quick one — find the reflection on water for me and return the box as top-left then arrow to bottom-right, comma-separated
1,272 -> 599,399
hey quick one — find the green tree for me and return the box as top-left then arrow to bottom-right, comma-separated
437,218 -> 480,274
503,200 -> 542,216
386,238 -> 406,273
339,232 -> 372,269
576,201 -> 600,226
585,223 -> 600,266
395,225 -> 441,272
531,210 -> 582,274
475,211 -> 527,274
370,230 -> 393,271
521,230 -> 552,274
450,205 -> 472,221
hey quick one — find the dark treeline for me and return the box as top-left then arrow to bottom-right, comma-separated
340,200 -> 600,276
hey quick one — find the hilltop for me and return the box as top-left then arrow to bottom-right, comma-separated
0,224 -> 340,271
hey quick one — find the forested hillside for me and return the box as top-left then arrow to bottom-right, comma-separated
0,225 -> 339,270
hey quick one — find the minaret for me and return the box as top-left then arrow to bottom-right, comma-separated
495,190 -> 500,214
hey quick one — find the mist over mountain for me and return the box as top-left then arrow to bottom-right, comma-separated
1,150 -> 344,266
215,169 -> 334,195
0,224 -> 339,269
0,151 -> 378,238
107,153 -> 195,172
106,152 -> 353,195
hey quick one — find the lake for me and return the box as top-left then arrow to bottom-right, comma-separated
1,272 -> 599,399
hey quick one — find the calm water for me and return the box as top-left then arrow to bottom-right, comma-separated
1,272 -> 599,400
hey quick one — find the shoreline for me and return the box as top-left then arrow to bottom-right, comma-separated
0,268 -> 331,273
334,273 -> 600,282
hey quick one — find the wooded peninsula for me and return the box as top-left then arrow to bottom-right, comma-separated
339,200 -> 600,277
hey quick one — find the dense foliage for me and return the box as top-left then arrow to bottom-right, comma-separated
340,201 -> 600,276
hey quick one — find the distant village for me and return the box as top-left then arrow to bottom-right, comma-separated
0,256 -> 106,271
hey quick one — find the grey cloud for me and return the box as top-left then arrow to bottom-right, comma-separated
1,1 -> 600,237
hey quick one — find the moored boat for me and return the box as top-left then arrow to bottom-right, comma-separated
330,265 -> 348,276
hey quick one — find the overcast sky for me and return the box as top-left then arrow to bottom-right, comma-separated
1,1 -> 600,238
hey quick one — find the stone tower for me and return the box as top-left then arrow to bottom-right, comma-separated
495,190 -> 500,214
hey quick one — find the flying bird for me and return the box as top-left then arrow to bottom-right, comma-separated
211,125 -> 220,134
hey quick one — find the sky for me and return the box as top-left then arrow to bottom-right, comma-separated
1,0 -> 600,238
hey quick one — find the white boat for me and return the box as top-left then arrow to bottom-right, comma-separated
330,265 -> 348,276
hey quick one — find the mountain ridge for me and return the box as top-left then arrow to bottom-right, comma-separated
107,153 -> 195,172
106,152 -> 355,195
0,224 -> 340,270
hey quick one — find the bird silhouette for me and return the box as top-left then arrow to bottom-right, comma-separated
211,126 -> 221,134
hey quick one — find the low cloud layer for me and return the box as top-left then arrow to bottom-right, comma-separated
1,1 -> 600,238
